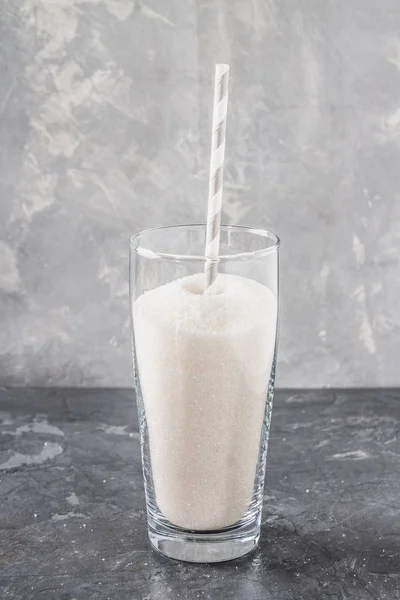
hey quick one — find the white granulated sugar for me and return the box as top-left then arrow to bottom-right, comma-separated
133,273 -> 277,530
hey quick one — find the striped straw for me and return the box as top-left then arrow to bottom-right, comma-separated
204,63 -> 230,294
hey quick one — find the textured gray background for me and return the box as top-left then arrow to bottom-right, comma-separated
0,0 -> 399,387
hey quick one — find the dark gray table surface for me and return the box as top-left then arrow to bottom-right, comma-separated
0,388 -> 399,600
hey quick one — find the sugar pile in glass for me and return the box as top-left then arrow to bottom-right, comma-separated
133,272 -> 277,530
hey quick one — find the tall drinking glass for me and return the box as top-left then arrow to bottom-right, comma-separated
129,225 -> 280,563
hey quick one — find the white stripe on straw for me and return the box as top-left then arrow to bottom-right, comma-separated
204,63 -> 230,294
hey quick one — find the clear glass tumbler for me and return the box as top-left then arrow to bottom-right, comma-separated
129,225 -> 280,563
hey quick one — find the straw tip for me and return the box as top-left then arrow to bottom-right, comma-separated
216,63 -> 230,71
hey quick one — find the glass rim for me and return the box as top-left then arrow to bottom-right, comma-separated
129,224 -> 280,262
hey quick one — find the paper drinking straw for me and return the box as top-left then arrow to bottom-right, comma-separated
204,63 -> 230,294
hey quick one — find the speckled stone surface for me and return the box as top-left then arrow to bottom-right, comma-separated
0,388 -> 399,599
1,1 -> 400,388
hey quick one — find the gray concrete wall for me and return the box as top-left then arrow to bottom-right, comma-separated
0,0 -> 399,387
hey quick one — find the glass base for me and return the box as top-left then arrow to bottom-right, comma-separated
148,513 -> 260,563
